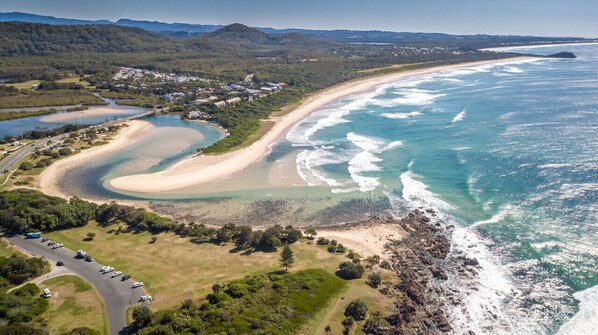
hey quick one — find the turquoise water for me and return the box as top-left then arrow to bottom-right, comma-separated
286,44 -> 598,334
60,115 -> 226,199
55,44 -> 597,333
0,99 -> 147,137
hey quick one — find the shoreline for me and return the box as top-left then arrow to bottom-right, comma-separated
481,41 -> 598,52
38,120 -> 154,198
108,56 -> 536,194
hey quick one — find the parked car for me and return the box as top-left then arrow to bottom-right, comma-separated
42,288 -> 51,298
121,275 -> 131,281
76,250 -> 87,258
56,260 -> 64,266
100,266 -> 109,272
47,241 -> 56,246
132,282 -> 144,288
111,271 -> 122,278
140,295 -> 152,302
41,238 -> 49,242
84,255 -> 94,262
103,267 -> 115,274
52,243 -> 64,249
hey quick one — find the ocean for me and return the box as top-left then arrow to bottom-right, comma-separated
286,43 -> 598,334
54,44 -> 597,334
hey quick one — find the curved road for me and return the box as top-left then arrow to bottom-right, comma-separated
4,235 -> 144,335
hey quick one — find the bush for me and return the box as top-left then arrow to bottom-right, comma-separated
70,327 -> 100,335
337,261 -> 365,280
344,299 -> 368,321
58,148 -> 72,156
380,260 -> 391,269
363,311 -> 390,334
317,237 -> 329,245
367,273 -> 382,288
327,245 -> 336,253
19,161 -> 34,171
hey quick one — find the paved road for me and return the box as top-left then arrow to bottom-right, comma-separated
4,235 -> 145,335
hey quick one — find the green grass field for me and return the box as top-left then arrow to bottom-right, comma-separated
46,223 -> 392,321
0,239 -> 27,258
42,275 -> 109,335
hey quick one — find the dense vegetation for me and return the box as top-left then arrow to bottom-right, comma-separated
0,253 -> 50,334
0,189 -> 177,233
129,269 -> 346,334
0,108 -> 58,121
0,85 -> 104,109
0,190 -> 303,253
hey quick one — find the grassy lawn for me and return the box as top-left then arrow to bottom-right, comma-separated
46,224 -> 392,316
0,238 -> 28,258
42,275 -> 109,335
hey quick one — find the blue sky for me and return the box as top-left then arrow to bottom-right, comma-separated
1,0 -> 597,37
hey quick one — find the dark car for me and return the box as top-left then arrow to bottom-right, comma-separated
84,255 -> 94,262
121,275 -> 131,281
41,238 -> 49,242
56,260 -> 64,266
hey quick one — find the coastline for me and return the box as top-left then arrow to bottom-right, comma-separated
38,105 -> 141,123
38,120 -> 154,198
107,56 -> 536,194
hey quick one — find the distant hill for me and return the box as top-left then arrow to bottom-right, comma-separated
0,22 -> 178,56
0,11 -> 593,48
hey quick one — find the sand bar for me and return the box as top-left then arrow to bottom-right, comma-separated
39,120 -> 154,198
82,57 -> 532,194
39,106 -> 139,123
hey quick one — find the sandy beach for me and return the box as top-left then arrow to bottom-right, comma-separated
38,120 -> 154,198
36,57 -> 532,195
38,106 -> 138,123
108,56 -> 534,193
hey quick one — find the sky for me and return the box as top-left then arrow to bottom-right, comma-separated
1,0 -> 597,37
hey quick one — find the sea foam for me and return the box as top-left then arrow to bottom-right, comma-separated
556,285 -> 598,335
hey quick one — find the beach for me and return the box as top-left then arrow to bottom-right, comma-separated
105,56 -> 534,194
38,120 -> 154,198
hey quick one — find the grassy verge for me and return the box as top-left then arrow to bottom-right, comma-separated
42,275 -> 109,335
0,239 -> 28,258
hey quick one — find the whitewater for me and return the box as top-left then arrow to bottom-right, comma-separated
286,44 -> 598,334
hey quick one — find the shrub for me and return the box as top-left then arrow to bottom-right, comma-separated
327,245 -> 336,253
344,299 -> 368,321
19,161 -> 34,171
317,237 -> 329,245
337,261 -> 365,280
363,311 -> 391,334
380,260 -> 391,269
367,273 -> 382,288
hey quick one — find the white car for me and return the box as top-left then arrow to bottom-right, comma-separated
111,271 -> 122,278
104,267 -> 114,274
52,243 -> 64,249
140,295 -> 152,302
132,282 -> 144,288
100,266 -> 109,272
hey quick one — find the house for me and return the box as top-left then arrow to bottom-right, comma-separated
193,99 -> 209,105
226,97 -> 241,106
214,101 -> 227,108
188,111 -> 201,119
247,89 -> 261,95
10,141 -> 21,147
208,96 -> 219,101
260,87 -> 273,93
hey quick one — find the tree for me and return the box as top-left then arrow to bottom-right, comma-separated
279,245 -> 295,272
86,232 -> 96,240
345,299 -> 368,321
324,325 -> 332,334
337,261 -> 365,280
131,305 -> 154,329
304,228 -> 317,240
367,273 -> 382,288
150,236 -> 157,244
19,161 -> 34,171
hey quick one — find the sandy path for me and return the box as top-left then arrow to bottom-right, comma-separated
38,120 -> 154,198
73,57 -> 531,194
317,224 -> 404,259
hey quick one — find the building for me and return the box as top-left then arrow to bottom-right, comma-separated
226,97 -> 241,106
214,101 -> 227,108
188,111 -> 201,119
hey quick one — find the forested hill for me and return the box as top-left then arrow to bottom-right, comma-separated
0,22 -> 329,56
0,22 -> 180,56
